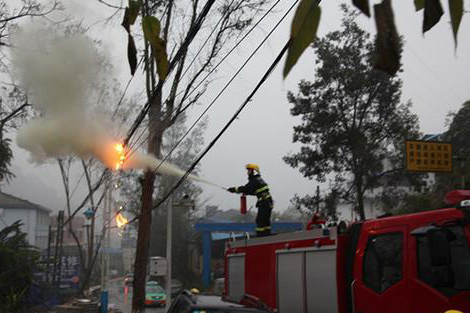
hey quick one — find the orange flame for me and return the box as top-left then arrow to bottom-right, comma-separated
115,143 -> 125,170
116,212 -> 128,228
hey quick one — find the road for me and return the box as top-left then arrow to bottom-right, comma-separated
108,279 -> 166,313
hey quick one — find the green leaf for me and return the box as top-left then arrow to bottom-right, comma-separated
127,34 -> 138,75
414,0 -> 425,11
142,16 -> 169,80
374,0 -> 401,75
353,0 -> 371,17
142,16 -> 162,47
449,0 -> 463,46
152,38 -> 169,81
128,0 -> 142,25
423,0 -> 443,33
283,0 -> 321,78
121,0 -> 142,32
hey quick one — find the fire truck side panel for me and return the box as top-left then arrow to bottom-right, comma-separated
245,244 -> 277,308
225,230 -> 337,312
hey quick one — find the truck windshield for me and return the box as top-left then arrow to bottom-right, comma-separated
417,224 -> 470,296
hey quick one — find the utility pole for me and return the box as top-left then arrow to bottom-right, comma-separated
100,183 -> 111,313
165,196 -> 173,312
53,211 -> 64,291
46,225 -> 52,284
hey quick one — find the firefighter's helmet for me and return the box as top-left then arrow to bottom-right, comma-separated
245,163 -> 260,173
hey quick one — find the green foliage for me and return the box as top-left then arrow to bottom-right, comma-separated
434,101 -> 470,196
423,0 -> 444,33
391,192 -> 444,215
122,1 -> 169,79
0,137 -> 14,183
353,0 -> 370,17
285,0 -> 465,77
0,221 -> 40,313
449,0 -> 463,46
122,0 -> 142,75
284,5 -> 420,220
414,0 -> 425,11
142,16 -> 169,80
373,0 -> 400,75
284,0 -> 321,78
289,188 -> 340,220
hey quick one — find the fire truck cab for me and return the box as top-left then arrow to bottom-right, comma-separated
224,191 -> 470,313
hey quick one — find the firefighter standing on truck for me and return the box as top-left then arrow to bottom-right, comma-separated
227,164 -> 273,236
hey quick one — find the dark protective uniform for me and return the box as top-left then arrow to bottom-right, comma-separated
230,173 -> 273,236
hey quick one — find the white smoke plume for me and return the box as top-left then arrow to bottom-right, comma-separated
14,27 -> 220,188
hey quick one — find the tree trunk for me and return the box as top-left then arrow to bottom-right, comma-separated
132,170 -> 155,313
355,175 -> 366,220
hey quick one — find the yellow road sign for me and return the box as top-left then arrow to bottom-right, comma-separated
405,140 -> 452,173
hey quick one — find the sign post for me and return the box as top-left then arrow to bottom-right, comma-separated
149,256 -> 167,276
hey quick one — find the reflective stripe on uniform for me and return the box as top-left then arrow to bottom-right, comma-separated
256,227 -> 265,231
255,186 -> 269,194
258,193 -> 271,201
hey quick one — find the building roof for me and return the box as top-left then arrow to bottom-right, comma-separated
0,191 -> 51,213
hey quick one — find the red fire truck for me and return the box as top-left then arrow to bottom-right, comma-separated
224,190 -> 470,313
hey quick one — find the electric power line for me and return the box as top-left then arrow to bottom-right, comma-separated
126,38 -> 293,226
124,0 -> 286,163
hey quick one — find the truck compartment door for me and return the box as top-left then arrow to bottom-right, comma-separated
227,253 -> 245,302
277,247 -> 338,313
305,249 -> 337,313
277,251 -> 305,313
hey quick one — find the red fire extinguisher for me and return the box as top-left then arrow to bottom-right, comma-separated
240,194 -> 247,214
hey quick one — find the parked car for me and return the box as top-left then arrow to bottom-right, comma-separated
124,273 -> 134,286
146,280 -> 161,288
167,290 -> 269,313
145,284 -> 166,307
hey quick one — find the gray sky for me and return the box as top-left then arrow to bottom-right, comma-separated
3,0 -> 470,216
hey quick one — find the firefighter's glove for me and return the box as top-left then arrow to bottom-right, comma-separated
227,187 -> 237,193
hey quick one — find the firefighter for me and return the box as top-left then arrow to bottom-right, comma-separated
227,163 -> 273,236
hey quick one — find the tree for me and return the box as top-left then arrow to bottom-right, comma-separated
284,5 -> 420,221
119,113 -> 206,287
0,221 -> 40,313
0,1 -> 60,184
284,0 -> 466,77
120,1 -> 271,311
434,101 -> 470,196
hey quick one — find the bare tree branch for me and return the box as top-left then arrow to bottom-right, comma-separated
96,0 -> 125,10
0,101 -> 29,125
0,1 -> 60,24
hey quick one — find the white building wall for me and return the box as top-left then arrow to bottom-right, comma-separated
28,209 -> 36,245
0,208 -> 30,236
0,208 -> 50,249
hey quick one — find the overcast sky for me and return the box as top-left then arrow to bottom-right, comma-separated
3,0 -> 470,218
